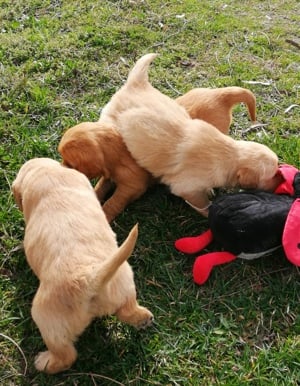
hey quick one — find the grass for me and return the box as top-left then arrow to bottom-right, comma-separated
0,0 -> 299,384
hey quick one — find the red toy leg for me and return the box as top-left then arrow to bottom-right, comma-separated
175,230 -> 213,254
193,251 -> 237,285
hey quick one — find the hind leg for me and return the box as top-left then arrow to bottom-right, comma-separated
31,288 -> 91,374
34,344 -> 77,374
115,297 -> 153,329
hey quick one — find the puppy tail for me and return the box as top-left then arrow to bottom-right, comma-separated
100,224 -> 139,284
240,88 -> 256,123
225,87 -> 257,123
126,53 -> 158,88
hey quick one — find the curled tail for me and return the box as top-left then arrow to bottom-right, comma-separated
224,87 -> 257,123
126,53 -> 158,88
100,224 -> 139,285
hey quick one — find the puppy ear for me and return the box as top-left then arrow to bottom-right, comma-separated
59,140 -> 91,171
12,182 -> 23,211
60,138 -> 104,179
237,167 -> 259,189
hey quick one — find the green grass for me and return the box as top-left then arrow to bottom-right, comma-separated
0,0 -> 299,384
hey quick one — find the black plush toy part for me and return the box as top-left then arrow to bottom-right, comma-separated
209,190 -> 293,258
175,164 -> 300,285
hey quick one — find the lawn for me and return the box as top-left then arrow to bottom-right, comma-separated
0,0 -> 299,385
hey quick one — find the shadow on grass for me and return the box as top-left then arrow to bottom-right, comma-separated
1,185 -> 299,385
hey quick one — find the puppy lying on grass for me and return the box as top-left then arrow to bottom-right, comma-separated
58,84 -> 256,221
12,158 -> 153,374
101,53 -> 279,215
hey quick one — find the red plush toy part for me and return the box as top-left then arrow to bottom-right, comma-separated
175,230 -> 238,285
277,164 -> 300,266
174,229 -> 213,254
193,252 -> 236,285
174,230 -> 237,285
274,164 -> 299,195
175,164 -> 300,285
283,197 -> 300,266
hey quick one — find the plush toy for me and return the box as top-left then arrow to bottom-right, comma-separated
175,164 -> 300,285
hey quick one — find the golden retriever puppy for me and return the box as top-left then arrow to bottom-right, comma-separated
101,53 -> 279,215
58,86 -> 256,222
58,122 -> 154,223
176,86 -> 257,134
12,158 -> 153,374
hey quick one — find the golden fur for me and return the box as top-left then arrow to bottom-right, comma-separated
176,86 -> 256,134
58,85 -> 257,221
101,53 -> 279,214
58,122 -> 154,223
12,158 -> 153,374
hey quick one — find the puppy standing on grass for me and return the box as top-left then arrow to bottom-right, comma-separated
12,158 -> 153,374
58,86 -> 256,222
101,53 -> 279,215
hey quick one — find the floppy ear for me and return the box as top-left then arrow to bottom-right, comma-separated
12,181 -> 23,211
58,140 -> 81,169
237,167 -> 259,188
59,138 -> 103,178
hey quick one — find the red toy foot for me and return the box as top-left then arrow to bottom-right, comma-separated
175,229 -> 213,254
193,251 -> 237,285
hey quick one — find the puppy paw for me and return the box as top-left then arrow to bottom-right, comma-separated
116,303 -> 154,329
35,351 -> 54,373
35,349 -> 76,374
134,307 -> 154,330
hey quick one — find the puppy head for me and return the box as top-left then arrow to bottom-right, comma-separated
58,122 -> 110,179
12,158 -> 60,212
236,141 -> 278,191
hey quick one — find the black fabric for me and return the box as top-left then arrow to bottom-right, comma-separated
208,191 -> 294,255
293,172 -> 300,198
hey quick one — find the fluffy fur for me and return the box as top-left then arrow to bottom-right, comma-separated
101,53 -> 279,214
58,122 -> 154,223
58,85 -> 257,221
12,158 -> 153,374
176,86 -> 256,134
